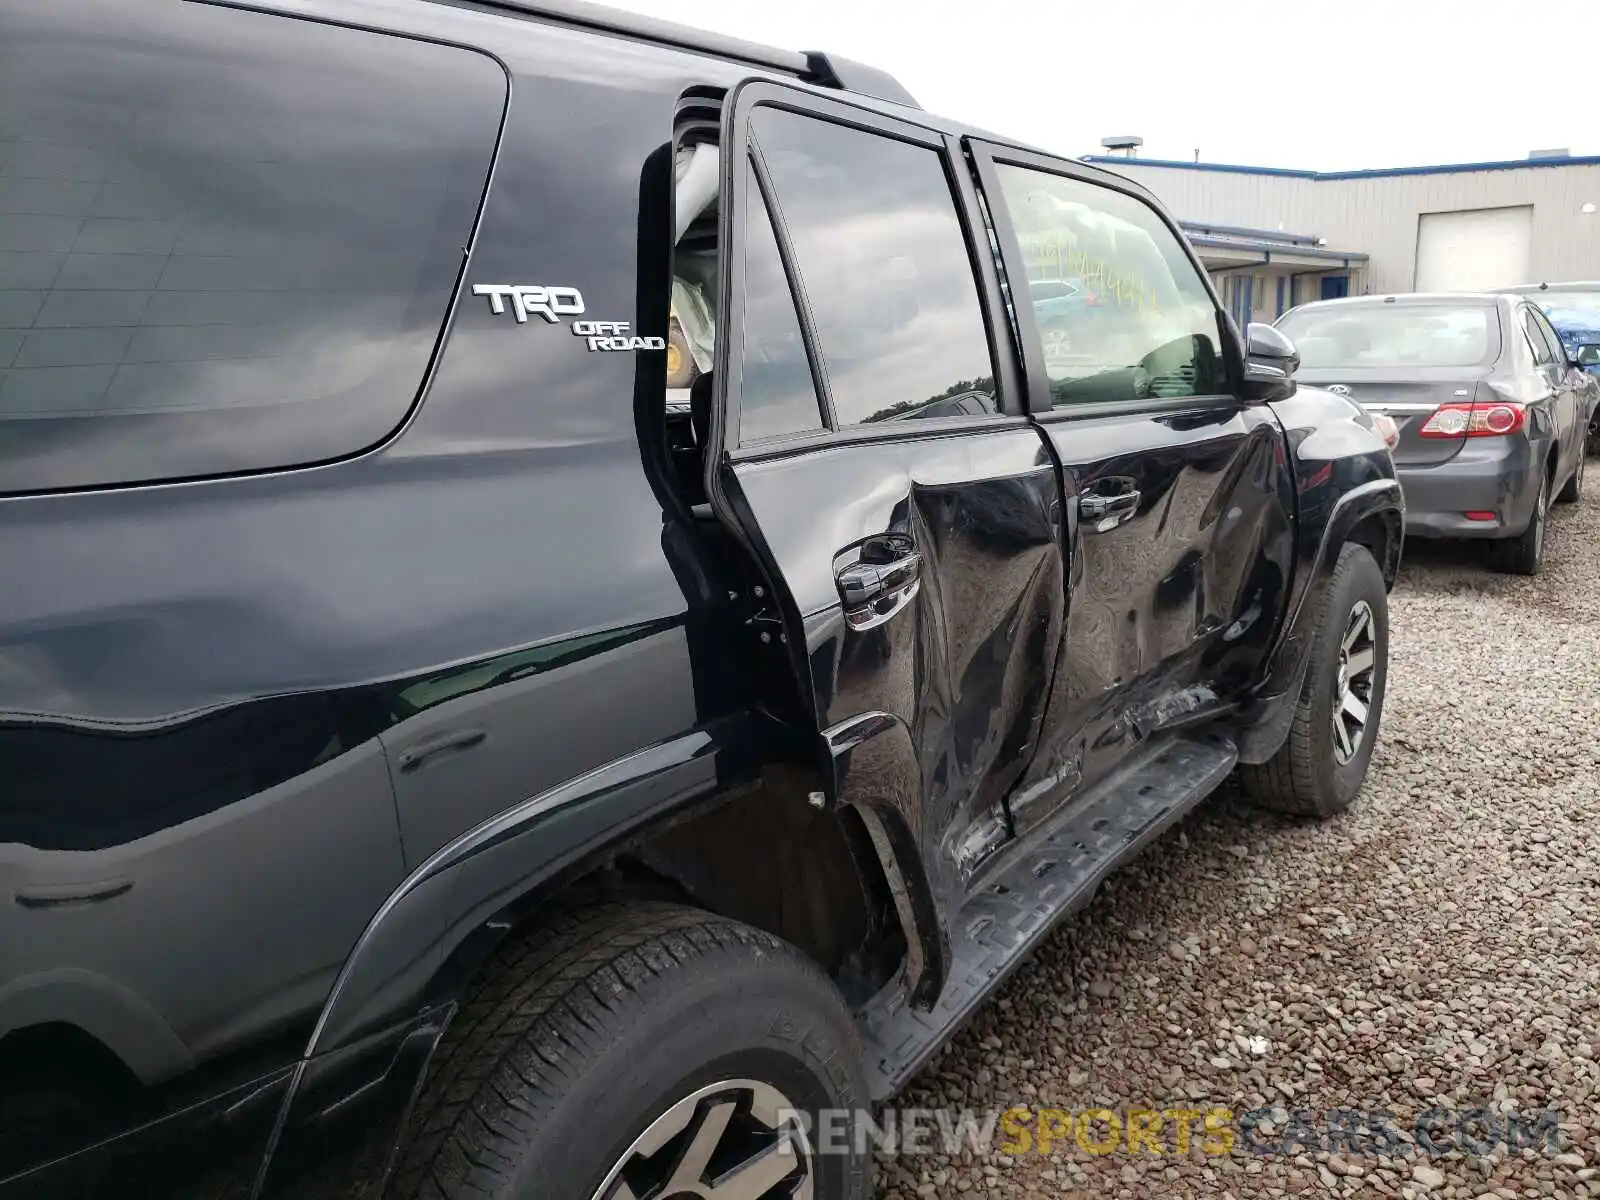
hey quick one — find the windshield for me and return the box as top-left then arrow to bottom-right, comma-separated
1532,292 -> 1600,329
1277,303 -> 1498,369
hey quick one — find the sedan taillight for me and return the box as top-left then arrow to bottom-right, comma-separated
1417,401 -> 1526,438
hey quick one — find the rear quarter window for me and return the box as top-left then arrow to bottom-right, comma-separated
0,2 -> 505,494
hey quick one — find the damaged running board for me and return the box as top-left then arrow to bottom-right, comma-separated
858,730 -> 1238,1100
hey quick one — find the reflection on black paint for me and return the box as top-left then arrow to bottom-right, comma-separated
0,620 -> 678,852
874,376 -> 997,423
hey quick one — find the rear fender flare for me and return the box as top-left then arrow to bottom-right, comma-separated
1238,478 -> 1402,763
252,720 -> 768,1197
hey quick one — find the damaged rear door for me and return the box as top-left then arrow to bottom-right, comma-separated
705,82 -> 1066,914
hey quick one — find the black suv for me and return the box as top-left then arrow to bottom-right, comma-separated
0,2 -> 1403,1197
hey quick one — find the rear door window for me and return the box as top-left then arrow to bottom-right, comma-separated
0,3 -> 505,493
748,107 -> 1000,428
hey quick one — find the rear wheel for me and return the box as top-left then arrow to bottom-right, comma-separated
1491,471 -> 1550,575
1239,542 -> 1388,818
391,902 -> 869,1200
1557,449 -> 1584,505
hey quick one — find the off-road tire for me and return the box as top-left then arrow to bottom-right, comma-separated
389,901 -> 869,1200
1557,449 -> 1584,504
1239,542 -> 1388,818
1491,471 -> 1551,575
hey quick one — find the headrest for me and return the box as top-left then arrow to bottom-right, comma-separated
690,371 -> 714,448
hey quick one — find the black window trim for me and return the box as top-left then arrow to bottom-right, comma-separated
1527,304 -> 1568,369
1521,304 -> 1556,367
1516,306 -> 1543,366
714,78 -> 1024,467
964,138 -> 1247,423
744,135 -> 837,438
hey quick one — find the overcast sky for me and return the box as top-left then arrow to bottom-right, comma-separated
609,0 -> 1598,171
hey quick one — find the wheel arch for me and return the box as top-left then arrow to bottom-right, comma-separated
254,712 -> 927,1196
1345,508 -> 1402,591
1236,477 -> 1402,765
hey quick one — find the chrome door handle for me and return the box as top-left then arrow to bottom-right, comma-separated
837,551 -> 921,605
836,543 -> 922,631
1079,489 -> 1140,522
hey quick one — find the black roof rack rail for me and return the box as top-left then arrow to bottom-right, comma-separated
469,0 -> 921,109
801,52 -> 919,108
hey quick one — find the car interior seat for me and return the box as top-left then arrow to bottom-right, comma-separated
690,370 -> 713,450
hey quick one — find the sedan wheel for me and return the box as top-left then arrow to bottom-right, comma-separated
1491,474 -> 1550,575
1558,450 -> 1585,504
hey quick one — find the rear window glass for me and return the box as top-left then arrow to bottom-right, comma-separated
0,3 -> 505,493
1278,304 -> 1498,369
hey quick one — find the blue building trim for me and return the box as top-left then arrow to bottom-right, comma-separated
1083,153 -> 1600,180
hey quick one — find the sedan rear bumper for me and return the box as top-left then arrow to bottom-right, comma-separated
1397,438 -> 1543,540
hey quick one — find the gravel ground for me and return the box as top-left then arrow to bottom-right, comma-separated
876,476 -> 1600,1199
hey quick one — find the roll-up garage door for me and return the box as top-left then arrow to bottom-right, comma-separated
1414,206 -> 1533,291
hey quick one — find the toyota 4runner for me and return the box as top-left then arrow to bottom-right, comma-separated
0,1 -> 1403,1197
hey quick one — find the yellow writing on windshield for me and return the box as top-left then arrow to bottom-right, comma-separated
1021,233 -> 1163,315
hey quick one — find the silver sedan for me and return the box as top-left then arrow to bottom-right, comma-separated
1276,292 -> 1600,575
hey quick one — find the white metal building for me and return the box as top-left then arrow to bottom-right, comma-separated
1086,152 -> 1600,326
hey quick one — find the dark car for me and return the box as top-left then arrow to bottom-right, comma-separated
1276,293 -> 1597,575
0,2 -> 1403,1198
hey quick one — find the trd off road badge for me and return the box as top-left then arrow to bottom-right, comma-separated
569,321 -> 665,353
472,284 -> 666,353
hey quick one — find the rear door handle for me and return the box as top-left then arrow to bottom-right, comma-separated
1078,480 -> 1141,526
396,728 -> 487,773
836,534 -> 921,631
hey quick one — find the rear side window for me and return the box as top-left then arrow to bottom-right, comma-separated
0,3 -> 504,493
